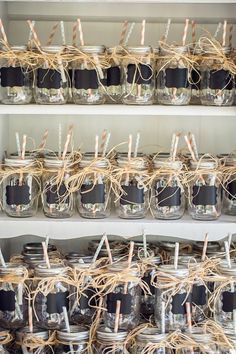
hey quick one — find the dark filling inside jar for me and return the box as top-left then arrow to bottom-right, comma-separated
127,64 -> 152,85
192,185 -> 217,206
37,68 -> 63,89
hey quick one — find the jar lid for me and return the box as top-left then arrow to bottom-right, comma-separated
79,153 -> 108,168
107,46 -> 123,55
177,254 -> 201,266
44,158 -> 73,168
193,241 -> 220,253
97,326 -> 128,342
17,327 -> 49,341
57,326 -> 89,342
79,45 -> 105,54
137,328 -> 167,342
160,45 -> 189,56
219,260 -> 236,276
225,155 -> 236,166
0,263 -> 26,276
9,45 -> 27,52
153,158 -> 182,170
117,156 -> 148,170
188,327 -> 213,343
35,263 -> 67,277
23,242 -> 56,254
190,159 -> 218,170
41,45 -> 63,53
5,157 -> 35,167
107,261 -> 139,276
158,264 -> 189,277
126,46 -> 152,54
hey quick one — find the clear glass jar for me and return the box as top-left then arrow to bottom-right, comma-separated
0,330 -> 11,354
135,328 -> 172,354
122,46 -> 154,105
104,262 -> 141,330
183,329 -> 220,354
77,154 -> 111,219
0,263 -> 28,329
151,158 -> 185,220
190,48 -> 202,105
116,156 -> 149,219
156,45 -> 191,105
34,264 -> 70,330
223,156 -> 236,216
154,265 -> 190,331
34,46 -> 68,104
96,326 -> 128,354
200,46 -> 235,106
188,159 -> 221,220
106,47 -> 123,103
0,45 -> 32,104
16,327 -> 52,354
221,331 -> 236,354
56,326 -> 89,354
42,158 -> 74,218
72,45 -> 106,105
22,242 -> 58,269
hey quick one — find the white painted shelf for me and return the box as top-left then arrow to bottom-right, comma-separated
6,0 -> 236,3
1,104 -> 236,116
0,212 -> 235,240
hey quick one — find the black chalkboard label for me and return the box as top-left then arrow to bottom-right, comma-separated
191,69 -> 201,89
81,184 -> 105,204
226,181 -> 236,200
107,292 -> 132,315
1,67 -> 26,87
209,69 -> 233,90
68,69 -> 73,88
127,64 -> 152,85
165,68 -> 189,88
192,185 -> 217,206
156,186 -> 181,207
0,290 -> 15,312
74,69 -> 99,90
79,288 -> 97,310
171,293 -> 191,314
46,184 -> 68,204
222,291 -> 236,312
46,291 -> 69,314
192,285 -> 206,306
120,185 -> 144,205
37,68 -> 62,89
6,185 -> 30,206
107,66 -> 121,87
142,274 -> 155,295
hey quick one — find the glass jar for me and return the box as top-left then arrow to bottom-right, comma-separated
151,157 -> 185,220
72,45 -> 106,104
200,46 -> 235,106
2,158 -> 40,218
56,326 -> 89,354
154,265 -> 190,331
190,48 -> 202,105
156,45 -> 191,105
33,264 -> 70,329
116,156 -> 149,219
0,263 -> 28,329
77,154 -> 111,219
183,329 -> 219,354
223,156 -> 236,216
0,330 -> 11,354
96,326 -> 128,354
135,328 -> 171,354
34,46 -> 68,104
105,47 -> 123,103
104,262 -> 141,331
22,242 -> 58,269
42,158 -> 74,219
188,159 -> 222,220
16,327 -> 52,354
221,331 -> 236,354
0,45 -> 32,104
122,46 -> 154,105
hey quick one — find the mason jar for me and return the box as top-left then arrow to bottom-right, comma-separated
0,45 -> 32,104
190,48 -> 202,105
223,156 -> 236,215
34,264 -> 70,329
72,45 -> 106,104
188,159 -> 222,220
122,46 -> 154,105
135,328 -> 172,354
56,326 -> 89,354
96,326 -> 128,354
154,265 -> 190,331
42,158 -> 74,219
183,329 -> 220,354
200,46 -> 235,106
0,330 -> 11,354
22,242 -> 58,269
221,330 -> 236,353
34,46 -> 68,104
104,262 -> 141,330
0,263 -> 28,329
15,327 -> 52,354
151,157 -> 185,220
77,154 -> 111,219
106,47 -> 123,103
156,45 -> 191,105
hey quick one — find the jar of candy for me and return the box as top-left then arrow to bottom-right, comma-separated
42,158 -> 74,219
15,327 -> 52,354
104,262 -> 141,330
34,46 -> 68,104
33,264 -> 70,329
72,45 -> 106,104
151,157 -> 185,220
77,154 -> 111,219
2,158 -> 40,218
115,156 -> 149,219
156,45 -> 191,105
0,45 -> 32,104
56,326 -> 89,354
0,263 -> 28,329
105,47 -> 123,103
122,46 -> 154,105
188,159 -> 222,220
190,47 -> 202,105
200,46 -> 235,106
223,156 -> 236,215
96,326 -> 128,354
135,328 -> 172,354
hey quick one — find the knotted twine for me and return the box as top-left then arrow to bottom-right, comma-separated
16,330 -> 56,353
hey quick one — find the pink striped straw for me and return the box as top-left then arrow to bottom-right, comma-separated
77,18 -> 85,46
100,129 -> 107,153
0,19 -> 8,44
191,20 -> 196,45
39,130 -> 49,150
27,20 -> 41,47
229,24 -> 233,48
119,20 -> 128,45
72,20 -> 78,46
140,19 -> 146,46
182,18 -> 189,46
222,20 -> 227,46
47,22 -> 59,46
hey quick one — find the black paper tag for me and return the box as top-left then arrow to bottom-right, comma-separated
106,66 -> 121,87
192,185 -> 217,206
222,291 -> 236,312
37,68 -> 62,89
142,274 -> 155,295
74,69 -> 99,89
120,185 -> 144,205
191,69 -> 201,89
171,293 -> 191,314
46,291 -> 69,314
156,186 -> 181,207
1,67 -> 26,87
0,290 -> 15,312
127,64 -> 152,85
68,69 -> 73,87
192,285 -> 206,306
6,185 -> 30,206
165,68 -> 189,88
81,184 -> 105,204
79,288 -> 97,310
226,181 -> 236,200
46,184 -> 68,204
107,292 -> 132,315
209,69 -> 233,90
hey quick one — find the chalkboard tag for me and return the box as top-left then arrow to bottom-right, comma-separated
226,181 -> 236,200
192,185 -> 217,206
107,66 -> 121,87
127,64 -> 152,85
0,290 -> 15,312
6,185 -> 30,206
79,288 -> 97,310
165,68 -> 189,88
120,185 -> 144,205
142,273 -> 155,295
46,184 -> 68,204
222,291 -> 236,312
191,69 -> 201,89
74,69 -> 99,89
209,69 -> 233,90
107,292 -> 132,315
171,293 -> 191,314
81,184 -> 105,204
37,69 -> 62,89
192,285 -> 206,306
156,186 -> 181,207
1,67 -> 26,87
46,291 -> 69,314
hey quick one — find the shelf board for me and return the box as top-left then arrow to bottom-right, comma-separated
0,212 -> 235,240
6,0 -> 236,3
1,104 -> 236,116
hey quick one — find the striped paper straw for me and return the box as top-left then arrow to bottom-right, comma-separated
229,24 -> 233,48
119,20 -> 128,45
77,18 -> 84,46
128,134 -> 132,161
95,135 -> 99,159
102,132 -> 111,157
141,19 -> 146,46
214,22 -> 222,38
182,18 -> 189,46
28,20 -> 36,43
21,135 -> 27,160
134,132 -> 140,158
62,134 -> 71,160
222,20 -> 227,46
124,22 -> 135,46
0,19 -> 8,44
27,20 -> 41,47
191,20 -> 196,45
47,22 -> 59,46
39,130 -> 49,150
162,18 -> 171,42
72,20 -> 78,46
15,132 -> 21,157
100,129 -> 107,153
60,21 -> 66,46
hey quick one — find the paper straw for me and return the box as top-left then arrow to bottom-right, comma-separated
63,306 -> 74,354
186,302 -> 192,333
72,20 -> 78,46
68,124 -> 74,138
62,134 -> 71,160
47,22 -> 59,46
128,134 -> 132,161
15,132 -> 21,157
60,21 -> 66,46
28,20 -> 35,43
134,132 -> 140,158
100,129 -> 107,153
42,241 -> 51,269
143,229 -> 147,258
182,19 -> 189,46
191,20 -> 196,45
184,135 -> 196,161
102,132 -> 111,157
45,235 -> 49,248
104,235 -> 113,264
172,133 -> 180,161
229,24 -> 233,48
39,130 -> 48,150
214,22 -> 222,38
174,242 -> 179,270
58,123 -> 62,158
222,20 -> 227,46
21,135 -> 27,160
119,20 -> 128,45
162,18 -> 171,42
124,22 -> 135,46
27,20 -> 41,47
224,241 -> 232,268
141,20 -> 146,46
0,249 -> 6,267
0,19 -> 8,44
92,234 -> 107,263
114,300 -> 121,332
28,306 -> 33,333
95,135 -> 99,159
161,301 -> 165,334
170,133 -> 176,160
201,233 -> 208,262
190,133 -> 199,160
228,233 -> 232,249
77,18 -> 84,46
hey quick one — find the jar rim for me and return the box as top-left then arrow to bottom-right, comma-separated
57,326 -> 89,341
5,157 -> 35,167
158,264 -> 189,277
190,159 -> 218,170
97,326 -> 128,342
79,45 -> 106,54
137,328 -> 167,342
35,263 -> 66,276
41,45 -> 63,53
126,45 -> 152,54
153,159 -> 182,170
